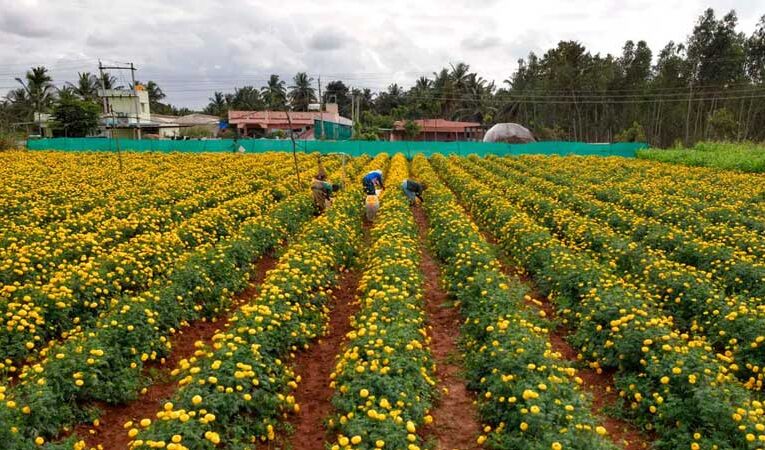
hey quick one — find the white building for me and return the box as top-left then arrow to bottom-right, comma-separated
98,86 -> 157,139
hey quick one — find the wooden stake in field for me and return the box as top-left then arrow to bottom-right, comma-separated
286,109 -> 302,189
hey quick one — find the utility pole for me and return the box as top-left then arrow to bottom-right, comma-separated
318,76 -> 325,140
97,60 -> 109,126
685,81 -> 693,147
99,60 -> 123,171
285,109 -> 302,189
129,62 -> 141,140
99,61 -> 142,140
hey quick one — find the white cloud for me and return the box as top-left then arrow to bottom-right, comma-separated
0,0 -> 760,109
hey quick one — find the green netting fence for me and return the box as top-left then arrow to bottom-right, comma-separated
313,120 -> 352,140
26,138 -> 647,157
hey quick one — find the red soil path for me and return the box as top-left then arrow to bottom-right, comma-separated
74,254 -> 278,449
413,206 -> 481,450
466,210 -> 651,449
285,224 -> 368,450
286,266 -> 363,449
494,259 -> 653,450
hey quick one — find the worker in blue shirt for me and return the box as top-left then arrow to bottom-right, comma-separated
362,169 -> 384,195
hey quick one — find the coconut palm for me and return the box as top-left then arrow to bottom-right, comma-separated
230,86 -> 264,110
204,91 -> 228,117
56,86 -> 80,102
288,72 -> 316,111
454,74 -> 496,123
144,81 -> 166,105
432,68 -> 455,117
15,66 -> 55,118
5,88 -> 33,122
131,80 -> 165,104
98,72 -> 122,90
261,74 -> 287,110
414,76 -> 432,92
67,72 -> 99,101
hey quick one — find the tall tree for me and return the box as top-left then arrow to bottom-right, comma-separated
323,80 -> 351,117
261,74 -> 287,110
652,42 -> 690,146
15,66 -> 55,121
687,9 -> 747,86
288,72 -> 316,111
98,72 -> 121,90
746,15 -> 765,82
204,91 -> 228,117
67,72 -> 99,101
51,97 -> 101,137
454,74 -> 496,123
432,68 -> 455,116
230,86 -> 264,110
144,81 -> 166,105
374,84 -> 404,116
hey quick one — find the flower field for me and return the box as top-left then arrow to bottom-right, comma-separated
0,150 -> 764,449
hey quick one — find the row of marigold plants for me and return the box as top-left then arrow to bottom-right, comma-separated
125,154 -> 385,449
487,155 -> 765,296
499,155 -> 765,260
0,153 -> 297,288
0,155 -> 325,371
430,154 -> 765,450
326,154 -> 437,450
413,155 -> 618,450
460,156 -> 765,391
0,156 -> 365,448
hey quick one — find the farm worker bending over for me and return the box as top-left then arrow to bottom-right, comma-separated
311,170 -> 339,215
362,169 -> 384,195
362,170 -> 384,221
401,179 -> 427,206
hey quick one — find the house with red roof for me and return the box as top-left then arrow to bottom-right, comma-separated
391,119 -> 484,141
228,104 -> 352,139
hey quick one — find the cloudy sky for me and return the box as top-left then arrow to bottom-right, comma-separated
0,0 -> 762,109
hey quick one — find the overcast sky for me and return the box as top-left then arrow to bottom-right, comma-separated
0,0 -> 762,109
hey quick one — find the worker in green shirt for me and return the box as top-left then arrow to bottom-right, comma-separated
401,178 -> 427,206
311,170 -> 338,214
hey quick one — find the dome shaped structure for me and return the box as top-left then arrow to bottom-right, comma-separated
483,123 -> 536,143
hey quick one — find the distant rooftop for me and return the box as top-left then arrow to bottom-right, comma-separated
393,119 -> 481,133
228,110 -> 352,127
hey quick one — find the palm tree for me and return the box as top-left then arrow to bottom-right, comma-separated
144,81 -> 166,105
98,72 -> 122,90
409,77 -> 436,118
131,80 -> 165,104
449,62 -> 471,91
204,91 -> 228,117
261,74 -> 287,110
67,72 -> 99,101
5,88 -> 32,122
288,72 -> 316,111
230,86 -> 264,110
15,66 -> 55,133
432,68 -> 455,117
454,74 -> 496,123
414,76 -> 432,92
56,86 -> 79,102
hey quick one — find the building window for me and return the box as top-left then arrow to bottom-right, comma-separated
141,103 -> 146,113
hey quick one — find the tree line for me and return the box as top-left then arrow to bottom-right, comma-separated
1,7 -> 763,145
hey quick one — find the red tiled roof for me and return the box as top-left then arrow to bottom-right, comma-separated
393,119 -> 481,133
228,110 -> 352,127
